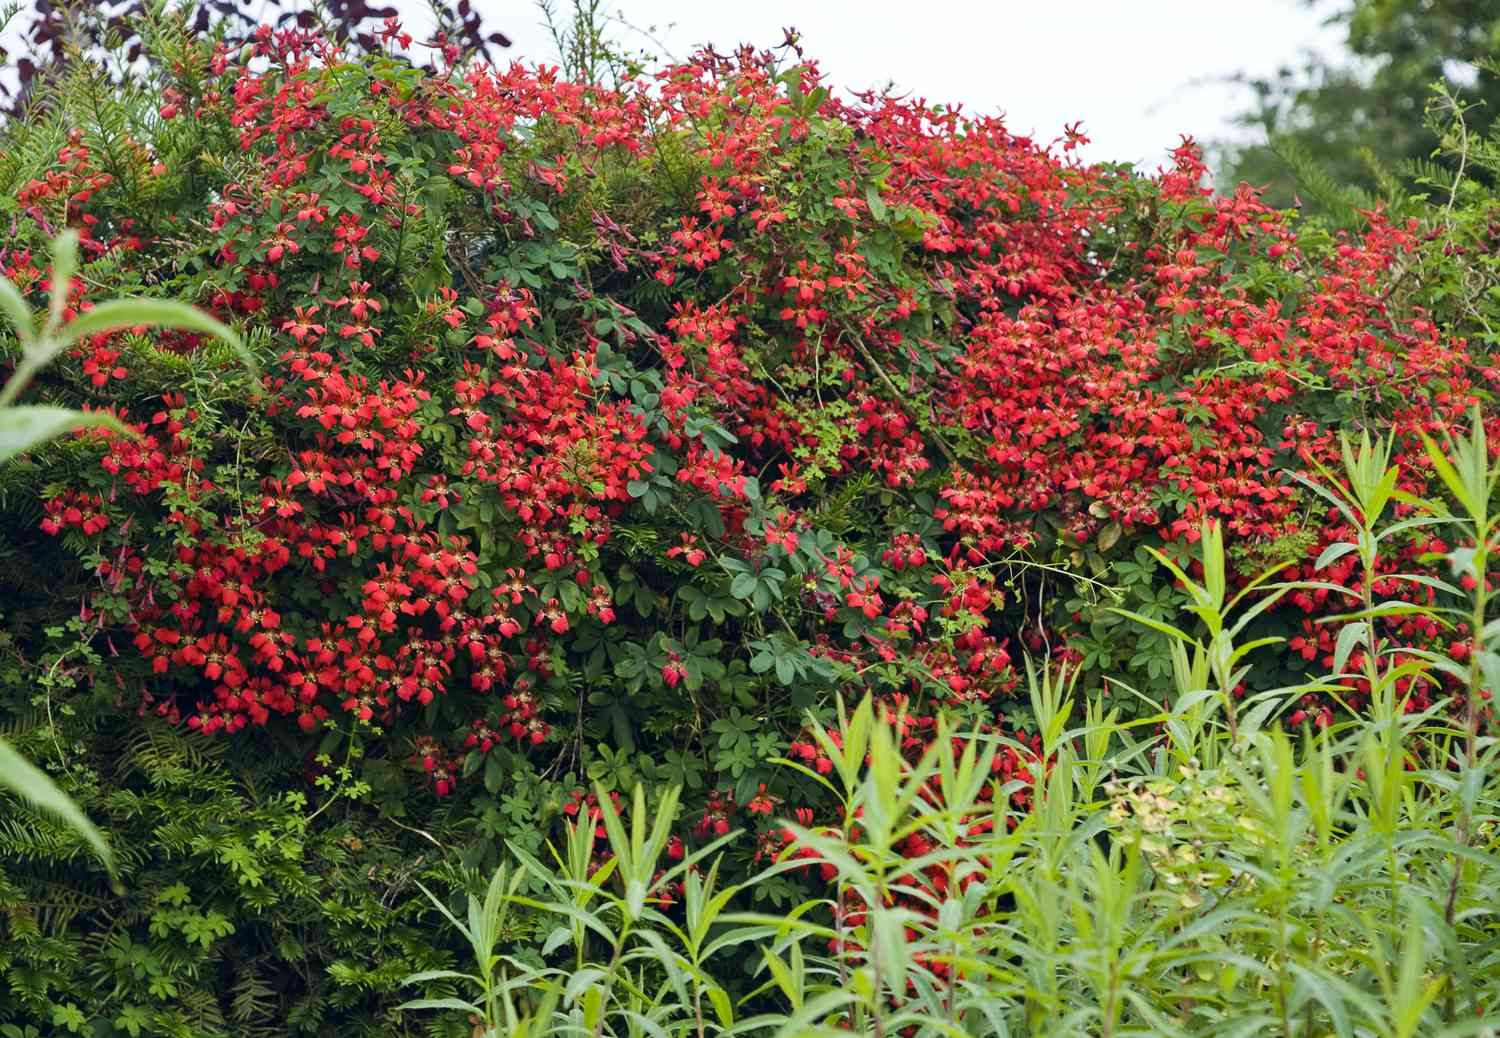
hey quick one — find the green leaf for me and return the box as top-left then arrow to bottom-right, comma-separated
59,299 -> 257,375
48,229 -> 80,333
0,405 -> 133,463
1097,521 -> 1122,551
729,572 -> 758,599
394,997 -> 483,1014
1109,607 -> 1192,644
1315,541 -> 1358,570
1448,545 -> 1479,579
1482,614 -> 1500,645
1477,651 -> 1500,703
0,736 -> 111,872
707,986 -> 733,1027
50,1002 -> 87,1034
774,656 -> 796,686
399,969 -> 482,986
1419,431 -> 1478,518
112,1005 -> 149,1038
1332,621 -> 1367,676
0,276 -> 34,346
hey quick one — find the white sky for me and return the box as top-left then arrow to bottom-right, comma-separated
0,1 -> 1347,173
480,0 -> 1347,171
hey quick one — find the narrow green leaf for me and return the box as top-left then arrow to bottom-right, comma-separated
0,276 -> 34,346
1109,607 -> 1192,645
398,969 -> 482,986
0,736 -> 112,872
60,299 -> 257,375
47,229 -> 79,333
0,406 -> 133,463
1338,621 -> 1374,678
394,997 -> 483,1013
1315,541 -> 1358,570
1420,431 -> 1477,517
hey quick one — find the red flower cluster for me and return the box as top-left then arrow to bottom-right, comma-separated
11,22 -> 1494,880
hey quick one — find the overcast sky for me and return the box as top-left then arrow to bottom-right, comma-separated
0,1 -> 1348,174
478,1 -> 1347,172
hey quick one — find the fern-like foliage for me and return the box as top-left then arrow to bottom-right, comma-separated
1268,134 -> 1379,227
116,719 -> 227,789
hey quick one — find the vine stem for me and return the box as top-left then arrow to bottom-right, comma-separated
846,334 -> 959,468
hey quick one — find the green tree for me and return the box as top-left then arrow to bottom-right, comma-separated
1222,1 -> 1500,217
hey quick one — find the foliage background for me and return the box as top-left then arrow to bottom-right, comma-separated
0,2 -> 1497,1035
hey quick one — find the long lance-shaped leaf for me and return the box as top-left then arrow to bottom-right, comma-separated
46,229 -> 79,335
0,405 -> 134,463
1108,607 -> 1193,645
58,299 -> 257,375
0,276 -> 34,347
0,736 -> 112,873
